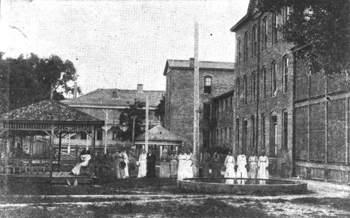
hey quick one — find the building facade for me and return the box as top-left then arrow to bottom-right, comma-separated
60,84 -> 164,153
230,0 -> 294,176
163,58 -> 235,149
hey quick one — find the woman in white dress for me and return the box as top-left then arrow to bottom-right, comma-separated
137,149 -> 147,178
248,151 -> 259,183
71,149 -> 91,175
258,151 -> 269,185
236,150 -> 248,185
185,149 -> 194,179
177,150 -> 187,181
122,149 -> 129,178
224,151 -> 235,184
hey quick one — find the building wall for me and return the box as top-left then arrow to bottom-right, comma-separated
232,10 -> 294,176
294,48 -> 350,183
164,67 -> 235,148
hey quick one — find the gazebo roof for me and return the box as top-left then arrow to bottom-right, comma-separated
135,123 -> 185,143
0,99 -> 104,125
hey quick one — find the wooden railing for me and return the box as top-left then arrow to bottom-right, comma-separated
0,158 -> 50,175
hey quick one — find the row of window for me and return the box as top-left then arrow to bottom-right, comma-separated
235,110 -> 288,156
215,127 -> 232,147
236,56 -> 289,105
237,7 -> 290,64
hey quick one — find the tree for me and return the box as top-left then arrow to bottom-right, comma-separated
257,0 -> 350,75
119,100 -> 146,142
154,95 -> 165,121
0,53 -> 80,113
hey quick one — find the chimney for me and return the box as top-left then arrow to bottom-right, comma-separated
189,57 -> 194,67
137,84 -> 143,93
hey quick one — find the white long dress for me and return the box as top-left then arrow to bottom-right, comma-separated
137,153 -> 147,178
236,154 -> 248,184
258,155 -> 269,185
123,152 -> 129,178
224,155 -> 236,184
71,154 -> 91,175
185,153 -> 194,179
177,153 -> 187,181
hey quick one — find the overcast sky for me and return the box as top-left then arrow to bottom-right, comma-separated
0,0 -> 249,94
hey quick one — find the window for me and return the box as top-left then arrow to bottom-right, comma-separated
97,129 -> 103,140
262,66 -> 267,99
262,17 -> 268,50
112,131 -> 118,140
81,132 -> 87,140
204,76 -> 212,94
283,56 -> 289,93
112,90 -> 118,98
243,75 -> 248,104
261,114 -> 266,150
282,111 -> 288,149
270,113 -> 277,156
271,61 -> 277,96
236,78 -> 240,104
203,103 -> 211,121
216,129 -> 219,145
244,31 -> 248,62
272,12 -> 278,44
283,6 -> 290,24
242,119 -> 248,154
237,37 -> 241,64
251,116 -> 255,154
236,119 -> 240,149
252,25 -> 258,57
251,71 -> 256,102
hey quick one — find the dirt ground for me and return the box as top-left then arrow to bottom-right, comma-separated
0,176 -> 350,218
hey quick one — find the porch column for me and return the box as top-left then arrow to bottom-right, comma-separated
49,125 -> 55,178
91,125 -> 96,176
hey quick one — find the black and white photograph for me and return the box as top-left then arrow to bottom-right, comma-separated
0,0 -> 350,217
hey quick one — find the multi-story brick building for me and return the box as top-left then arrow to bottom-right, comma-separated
163,58 -> 235,149
230,0 -> 294,176
293,46 -> 350,183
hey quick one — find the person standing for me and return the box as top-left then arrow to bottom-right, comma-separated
185,148 -> 194,179
177,149 -> 187,180
169,150 -> 178,179
202,151 -> 211,178
159,149 -> 170,178
122,149 -> 129,178
248,151 -> 259,183
236,150 -> 248,185
113,149 -> 124,179
128,151 -> 137,178
137,149 -> 147,178
146,149 -> 156,178
258,151 -> 269,185
224,151 -> 235,184
211,152 -> 221,178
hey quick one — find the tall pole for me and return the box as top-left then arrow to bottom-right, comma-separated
145,95 -> 149,152
193,22 -> 200,177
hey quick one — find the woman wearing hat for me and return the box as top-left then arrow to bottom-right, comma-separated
137,149 -> 147,178
159,149 -> 170,178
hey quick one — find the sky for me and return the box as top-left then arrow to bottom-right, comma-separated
0,0 -> 249,95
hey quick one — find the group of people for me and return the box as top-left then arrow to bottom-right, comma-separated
203,150 -> 269,185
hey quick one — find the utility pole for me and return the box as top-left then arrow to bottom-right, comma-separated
193,22 -> 200,177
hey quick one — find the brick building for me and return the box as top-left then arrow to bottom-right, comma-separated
293,46 -> 350,183
163,58 -> 235,149
230,0 -> 294,176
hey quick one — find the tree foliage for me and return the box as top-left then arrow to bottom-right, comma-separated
0,53 -> 80,113
119,100 -> 146,142
257,0 -> 350,75
154,95 -> 165,121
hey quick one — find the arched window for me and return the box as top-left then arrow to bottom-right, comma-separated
262,66 -> 267,99
237,37 -> 241,64
252,25 -> 258,57
243,75 -> 248,104
271,61 -> 277,96
262,17 -> 268,50
236,78 -> 241,104
251,115 -> 256,155
272,12 -> 278,44
270,112 -> 278,156
261,113 -> 266,150
244,31 -> 248,62
282,110 -> 288,149
283,56 -> 289,93
204,76 -> 212,94
242,118 -> 248,154
251,71 -> 256,102
236,118 -> 240,149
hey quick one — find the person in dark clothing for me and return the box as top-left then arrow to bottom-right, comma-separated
146,149 -> 157,178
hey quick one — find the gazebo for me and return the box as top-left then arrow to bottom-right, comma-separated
135,122 -> 185,160
0,99 -> 104,181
